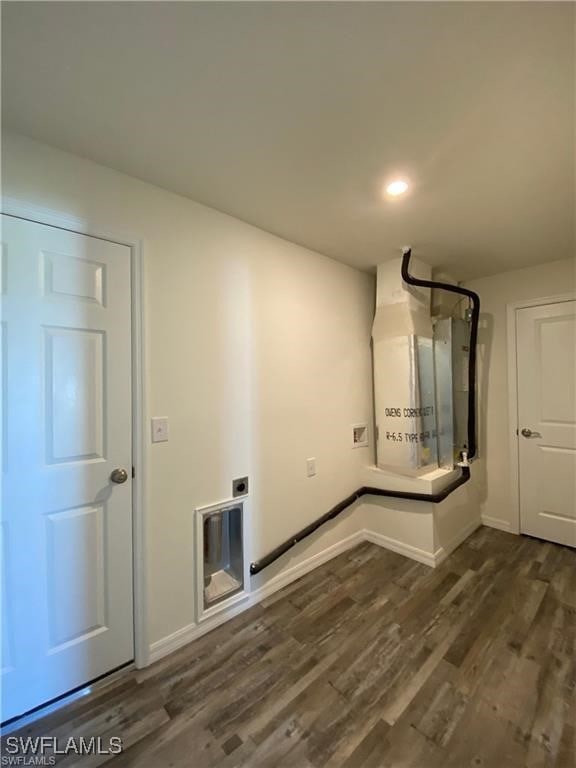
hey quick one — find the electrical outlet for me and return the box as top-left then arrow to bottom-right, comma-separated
233,476 -> 249,497
151,417 -> 169,443
306,457 -> 317,477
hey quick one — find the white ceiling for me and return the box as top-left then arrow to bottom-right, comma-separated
2,2 -> 574,279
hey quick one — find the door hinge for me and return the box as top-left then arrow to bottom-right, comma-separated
132,466 -> 135,478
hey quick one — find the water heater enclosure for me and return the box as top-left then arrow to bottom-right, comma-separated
372,258 -> 437,473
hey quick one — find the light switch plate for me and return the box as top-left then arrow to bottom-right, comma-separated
151,417 -> 169,443
306,457 -> 317,477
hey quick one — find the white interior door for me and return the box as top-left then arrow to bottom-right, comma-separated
517,300 -> 576,548
1,214 -> 134,722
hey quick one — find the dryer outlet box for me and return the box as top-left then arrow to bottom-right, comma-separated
232,477 -> 249,497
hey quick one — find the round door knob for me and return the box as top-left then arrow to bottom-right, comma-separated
110,468 -> 129,484
520,428 -> 541,438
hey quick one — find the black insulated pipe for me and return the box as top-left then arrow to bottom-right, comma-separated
401,248 -> 480,459
250,251 -> 480,576
249,467 -> 471,575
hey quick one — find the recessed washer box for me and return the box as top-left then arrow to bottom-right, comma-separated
352,423 -> 369,448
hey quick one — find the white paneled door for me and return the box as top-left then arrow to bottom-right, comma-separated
517,300 -> 576,548
1,215 -> 134,722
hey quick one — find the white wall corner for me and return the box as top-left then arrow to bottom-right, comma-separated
481,515 -> 517,534
362,529 -> 437,567
433,517 -> 482,566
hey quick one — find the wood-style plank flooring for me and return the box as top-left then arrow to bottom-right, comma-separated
4,527 -> 575,767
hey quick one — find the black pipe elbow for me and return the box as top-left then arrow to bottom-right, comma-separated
401,248 -> 480,460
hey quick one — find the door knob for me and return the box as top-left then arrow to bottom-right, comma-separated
110,468 -> 129,484
521,428 -> 541,438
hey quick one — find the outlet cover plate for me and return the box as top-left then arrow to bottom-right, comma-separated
306,458 -> 317,477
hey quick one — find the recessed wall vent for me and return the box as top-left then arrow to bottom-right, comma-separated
195,498 -> 248,621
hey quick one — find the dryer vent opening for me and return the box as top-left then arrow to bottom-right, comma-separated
202,503 -> 244,608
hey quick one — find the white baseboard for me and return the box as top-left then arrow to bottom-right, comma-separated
363,529 -> 437,566
148,519 -> 484,666
256,530 -> 365,601
148,530 -> 364,665
148,593 -> 256,664
481,515 -> 515,533
433,517 -> 482,565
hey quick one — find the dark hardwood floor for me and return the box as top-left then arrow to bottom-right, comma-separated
4,527 -> 575,767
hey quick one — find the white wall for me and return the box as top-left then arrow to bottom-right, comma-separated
8,132 -> 568,662
2,134 -> 375,649
465,258 -> 575,531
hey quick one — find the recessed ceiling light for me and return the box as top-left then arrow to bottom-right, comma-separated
386,180 -> 409,197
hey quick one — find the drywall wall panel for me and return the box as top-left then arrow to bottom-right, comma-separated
465,259 -> 575,531
2,133 -> 375,647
